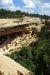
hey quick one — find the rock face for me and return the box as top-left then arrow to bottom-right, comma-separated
0,18 -> 43,36
0,27 -> 32,36
0,53 -> 31,75
0,17 -> 45,54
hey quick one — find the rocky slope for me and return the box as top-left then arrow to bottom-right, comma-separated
0,53 -> 31,75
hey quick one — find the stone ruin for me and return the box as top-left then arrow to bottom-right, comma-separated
0,17 -> 45,54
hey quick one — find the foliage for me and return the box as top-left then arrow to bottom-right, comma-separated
0,9 -> 50,19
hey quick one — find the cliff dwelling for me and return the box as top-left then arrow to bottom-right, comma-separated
0,18 -> 44,54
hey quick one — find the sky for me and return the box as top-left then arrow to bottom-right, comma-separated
0,0 -> 50,15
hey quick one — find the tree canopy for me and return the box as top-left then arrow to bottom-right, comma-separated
0,9 -> 50,19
